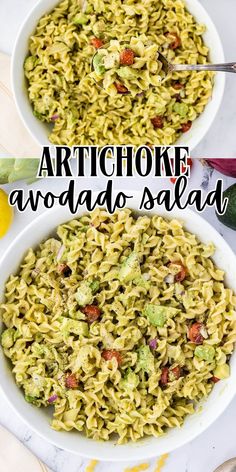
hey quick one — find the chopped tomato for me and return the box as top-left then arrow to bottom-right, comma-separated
211,376 -> 220,383
181,121 -> 192,133
188,322 -> 205,345
120,48 -> 135,66
166,32 -> 181,50
171,366 -> 181,380
65,373 -> 78,389
170,158 -> 193,183
82,305 -> 101,323
173,82 -> 184,90
102,350 -> 123,366
151,116 -> 164,129
114,82 -> 129,94
175,93 -> 181,103
57,264 -> 72,277
90,37 -> 104,49
160,367 -> 169,386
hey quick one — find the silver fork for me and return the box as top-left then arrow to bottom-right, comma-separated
158,52 -> 236,74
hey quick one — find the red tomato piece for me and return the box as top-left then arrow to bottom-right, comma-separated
166,32 -> 181,50
188,322 -> 205,345
120,48 -> 135,66
114,82 -> 129,94
90,37 -> 104,49
102,350 -> 123,366
65,374 -> 78,389
173,262 -> 187,282
173,82 -> 184,90
181,121 -> 192,133
151,116 -> 164,129
82,305 -> 101,323
160,367 -> 169,386
211,376 -> 220,383
57,264 -> 72,277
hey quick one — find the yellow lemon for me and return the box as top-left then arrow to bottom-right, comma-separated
0,189 -> 13,238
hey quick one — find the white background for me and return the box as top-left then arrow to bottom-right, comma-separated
0,0 -> 236,157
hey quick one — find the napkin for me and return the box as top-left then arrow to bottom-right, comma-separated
0,52 -> 41,158
0,425 -> 52,472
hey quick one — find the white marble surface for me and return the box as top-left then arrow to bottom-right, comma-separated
0,0 -> 236,157
0,159 -> 236,472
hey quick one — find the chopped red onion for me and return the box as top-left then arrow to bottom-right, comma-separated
56,244 -> 65,262
137,92 -> 144,97
149,339 -> 157,349
51,114 -> 59,121
48,394 -> 58,403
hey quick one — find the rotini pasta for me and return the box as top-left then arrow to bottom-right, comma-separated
1,209 -> 236,444
24,0 -> 213,146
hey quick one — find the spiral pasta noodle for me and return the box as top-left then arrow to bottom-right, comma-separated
1,209 -> 235,444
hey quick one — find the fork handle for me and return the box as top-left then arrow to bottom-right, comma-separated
172,62 -> 236,73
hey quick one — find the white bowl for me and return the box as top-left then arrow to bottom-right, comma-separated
11,0 -> 225,150
1,196 -> 236,461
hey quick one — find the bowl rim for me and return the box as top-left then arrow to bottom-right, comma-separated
0,196 -> 236,461
11,0 -> 225,151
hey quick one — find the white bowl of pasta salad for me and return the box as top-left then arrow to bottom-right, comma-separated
11,0 -> 225,149
0,197 -> 236,461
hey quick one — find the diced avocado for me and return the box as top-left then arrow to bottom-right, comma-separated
25,395 -> 37,404
24,56 -> 38,72
214,363 -> 230,380
173,102 -> 189,117
137,345 -> 155,373
90,280 -> 100,294
93,54 -> 106,76
133,276 -> 150,290
119,252 -> 141,283
1,328 -> 15,349
117,67 -> 138,80
120,369 -> 139,390
62,318 -> 89,337
73,13 -> 89,25
143,304 -> 179,327
194,345 -> 215,362
75,281 -> 94,306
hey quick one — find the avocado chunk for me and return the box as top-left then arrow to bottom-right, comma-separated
75,281 -> 94,306
143,304 -> 179,327
120,369 -> 139,390
117,67 -> 138,80
194,345 -> 215,362
1,328 -> 15,349
73,13 -> 89,25
214,363 -> 230,380
93,54 -> 106,76
24,56 -> 38,72
119,252 -> 141,283
62,318 -> 89,337
216,183 -> 236,230
137,345 -> 155,373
